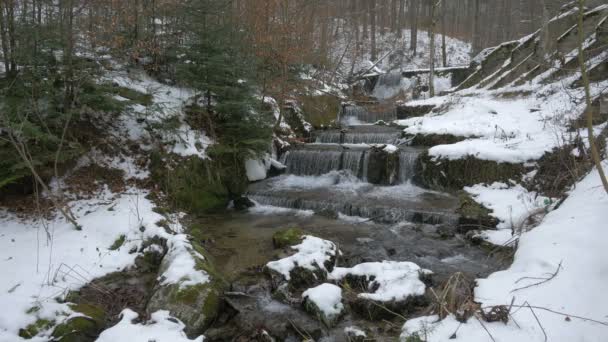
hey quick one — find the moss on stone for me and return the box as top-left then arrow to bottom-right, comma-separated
300,94 -> 340,129
272,228 -> 304,249
109,235 -> 126,251
51,317 -> 99,342
68,303 -> 106,325
414,152 -> 524,191
18,319 -> 54,339
456,193 -> 499,232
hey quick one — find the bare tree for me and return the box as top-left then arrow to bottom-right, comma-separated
576,0 -> 608,194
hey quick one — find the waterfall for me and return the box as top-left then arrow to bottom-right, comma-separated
340,105 -> 396,124
315,132 -> 401,144
398,149 -> 420,183
249,193 -> 457,225
373,71 -> 407,99
283,148 -> 367,178
283,150 -> 343,176
342,151 -> 366,177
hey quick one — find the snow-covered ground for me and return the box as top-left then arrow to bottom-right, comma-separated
0,186 -> 207,341
464,182 -> 551,246
402,159 -> 608,342
96,309 -> 203,342
396,81 -> 607,163
0,63 -> 215,341
331,28 -> 471,78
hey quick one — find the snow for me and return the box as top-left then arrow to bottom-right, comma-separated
333,29 -> 471,80
159,234 -> 209,289
464,182 -> 551,245
401,160 -> 608,342
266,236 -> 337,281
302,283 -> 344,319
96,309 -> 204,342
0,187 -> 207,340
107,69 -> 212,159
245,154 -> 286,182
245,158 -> 267,182
330,261 -> 431,302
467,183 -> 544,224
344,326 -> 367,338
395,76 -> 608,163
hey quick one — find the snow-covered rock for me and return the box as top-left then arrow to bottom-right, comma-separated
245,158 -> 267,182
330,261 -> 431,303
96,309 -> 204,342
266,236 -> 338,286
302,283 -> 344,327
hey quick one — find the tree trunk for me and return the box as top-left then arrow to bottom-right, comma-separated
441,0 -> 447,67
429,0 -> 438,97
409,0 -> 418,54
369,0 -> 377,61
576,0 -> 608,194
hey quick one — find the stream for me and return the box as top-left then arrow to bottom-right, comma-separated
196,81 -> 504,341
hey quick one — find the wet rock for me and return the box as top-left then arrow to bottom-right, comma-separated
344,326 -> 369,342
316,208 -> 339,219
436,225 -> 456,239
456,193 -> 499,233
366,147 -> 399,185
234,196 -> 255,211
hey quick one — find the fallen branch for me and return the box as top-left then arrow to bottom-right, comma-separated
511,260 -> 562,293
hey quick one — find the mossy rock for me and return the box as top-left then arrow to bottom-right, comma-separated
272,228 -> 304,249
147,241 -> 225,335
414,152 -> 524,191
68,303 -> 106,325
51,317 -> 101,342
147,282 -> 222,335
18,319 -> 55,339
456,193 -> 499,233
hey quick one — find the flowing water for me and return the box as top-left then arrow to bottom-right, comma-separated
198,81 -> 504,341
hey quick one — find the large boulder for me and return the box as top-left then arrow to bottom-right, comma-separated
366,146 -> 399,185
146,238 -> 225,336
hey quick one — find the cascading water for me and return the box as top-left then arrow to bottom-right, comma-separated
315,131 -> 402,144
340,104 -> 396,124
373,71 -> 407,100
398,149 -> 420,183
282,147 -> 367,178
282,149 -> 343,176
